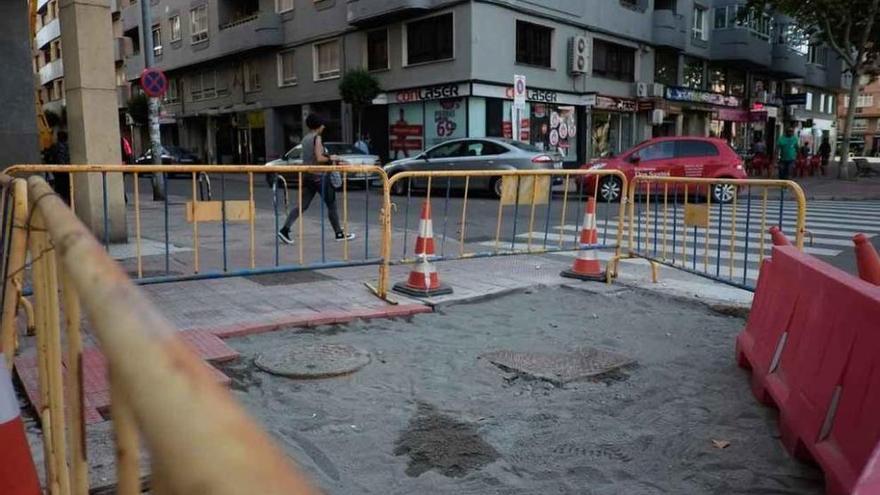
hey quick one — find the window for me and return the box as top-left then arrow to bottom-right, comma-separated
808,44 -> 827,65
859,94 -> 874,108
592,39 -> 635,82
827,95 -> 834,114
244,60 -> 261,92
275,0 -> 294,13
405,13 -> 454,65
190,5 -> 208,44
163,78 -> 179,103
819,93 -> 826,113
715,5 -> 770,39
709,66 -> 726,93
516,21 -> 553,68
366,29 -> 389,71
426,141 -> 464,159
152,25 -> 162,56
853,119 -> 868,131
692,6 -> 707,41
779,24 -> 808,55
277,50 -> 296,86
169,16 -> 181,42
633,141 -> 675,161
683,57 -> 704,89
191,71 -> 216,101
677,140 -> 719,158
713,7 -> 727,29
313,39 -> 340,80
654,49 -> 678,86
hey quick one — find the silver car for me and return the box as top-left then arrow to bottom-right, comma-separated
384,138 -> 563,198
264,142 -> 381,187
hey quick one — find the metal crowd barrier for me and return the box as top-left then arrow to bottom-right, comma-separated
0,175 -> 31,367
375,169 -> 629,296
624,176 -> 807,290
23,174 -> 317,494
5,164 -> 389,287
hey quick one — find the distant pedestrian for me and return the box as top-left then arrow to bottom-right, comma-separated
818,139 -> 831,175
354,134 -> 370,154
777,127 -> 798,181
277,114 -> 355,244
46,131 -> 71,203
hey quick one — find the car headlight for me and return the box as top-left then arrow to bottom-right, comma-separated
590,162 -> 606,170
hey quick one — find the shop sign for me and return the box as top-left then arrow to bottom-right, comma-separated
749,111 -> 768,122
664,86 -> 741,108
637,100 -> 655,112
714,108 -> 750,122
471,83 -> 589,106
783,93 -> 808,106
587,95 -> 637,112
393,83 -> 469,103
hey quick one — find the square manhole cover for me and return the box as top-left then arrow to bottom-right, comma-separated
245,270 -> 334,286
480,347 -> 635,385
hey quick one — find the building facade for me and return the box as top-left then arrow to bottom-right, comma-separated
114,0 -> 845,166
837,78 -> 880,156
31,0 -> 130,137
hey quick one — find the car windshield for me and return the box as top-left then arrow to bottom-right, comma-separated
325,143 -> 364,155
506,141 -> 542,153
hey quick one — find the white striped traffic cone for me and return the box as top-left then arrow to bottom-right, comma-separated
394,200 -> 452,297
0,356 -> 40,495
561,197 -> 607,282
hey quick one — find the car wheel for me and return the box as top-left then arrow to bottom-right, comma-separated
390,176 -> 408,196
490,177 -> 504,199
711,183 -> 737,204
598,177 -> 623,203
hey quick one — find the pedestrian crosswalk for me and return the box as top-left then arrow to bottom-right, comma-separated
473,200 -> 880,287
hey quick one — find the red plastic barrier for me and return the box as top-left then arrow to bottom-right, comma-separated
736,245 -> 880,495
854,234 -> 880,285
854,444 -> 880,495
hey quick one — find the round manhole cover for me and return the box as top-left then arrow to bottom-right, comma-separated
255,343 -> 371,379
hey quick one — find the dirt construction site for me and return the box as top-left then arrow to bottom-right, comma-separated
214,285 -> 822,495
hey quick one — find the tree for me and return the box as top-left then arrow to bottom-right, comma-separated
747,0 -> 880,179
338,69 -> 381,140
127,93 -> 150,127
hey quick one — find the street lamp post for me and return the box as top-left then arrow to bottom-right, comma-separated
140,0 -> 165,200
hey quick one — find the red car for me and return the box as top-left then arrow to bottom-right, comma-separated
580,136 -> 747,203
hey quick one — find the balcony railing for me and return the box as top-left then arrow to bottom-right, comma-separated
220,14 -> 258,30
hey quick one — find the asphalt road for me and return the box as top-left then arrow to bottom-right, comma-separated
151,174 -> 878,280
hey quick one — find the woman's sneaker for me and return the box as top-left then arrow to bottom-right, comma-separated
335,232 -> 356,242
277,229 -> 294,245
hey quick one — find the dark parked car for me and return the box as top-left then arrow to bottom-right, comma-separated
134,145 -> 200,166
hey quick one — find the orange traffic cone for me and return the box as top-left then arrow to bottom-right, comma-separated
854,234 -> 880,285
0,356 -> 40,495
393,200 -> 452,297
561,197 -> 606,282
769,226 -> 791,246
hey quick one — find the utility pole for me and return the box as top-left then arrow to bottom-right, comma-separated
140,0 -> 165,200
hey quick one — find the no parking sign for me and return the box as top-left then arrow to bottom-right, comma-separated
140,68 -> 168,98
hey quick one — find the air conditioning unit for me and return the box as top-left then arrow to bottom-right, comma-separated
569,35 -> 590,75
652,109 -> 666,125
637,82 -> 664,98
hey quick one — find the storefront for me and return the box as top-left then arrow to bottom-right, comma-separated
373,82 -> 590,167
663,86 -> 743,141
586,95 -> 637,158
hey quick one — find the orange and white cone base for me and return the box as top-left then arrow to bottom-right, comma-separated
0,356 -> 40,495
394,200 -> 453,297
561,197 -> 607,282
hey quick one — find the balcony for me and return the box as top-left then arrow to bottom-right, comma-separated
110,0 -> 120,14
35,18 -> 60,50
652,10 -> 687,50
114,37 -> 134,63
36,0 -> 51,13
347,0 -> 434,25
120,2 -> 140,32
39,59 -> 64,86
803,63 -> 827,88
710,28 -> 772,68
770,44 -> 807,79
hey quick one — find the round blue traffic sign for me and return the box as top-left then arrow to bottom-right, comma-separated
140,68 -> 168,98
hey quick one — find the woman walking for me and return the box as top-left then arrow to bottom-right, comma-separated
278,114 -> 355,244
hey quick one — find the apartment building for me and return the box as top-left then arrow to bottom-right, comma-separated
837,78 -> 880,156
117,0 -> 846,166
31,0 -> 130,131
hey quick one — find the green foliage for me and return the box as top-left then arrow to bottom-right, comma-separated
127,93 -> 149,126
338,69 -> 381,108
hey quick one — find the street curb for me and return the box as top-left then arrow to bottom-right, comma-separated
202,303 -> 433,339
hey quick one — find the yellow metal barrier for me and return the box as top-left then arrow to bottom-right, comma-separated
624,176 -> 806,289
0,175 -> 30,367
24,175 -> 317,494
377,169 -> 629,296
5,164 -> 389,285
